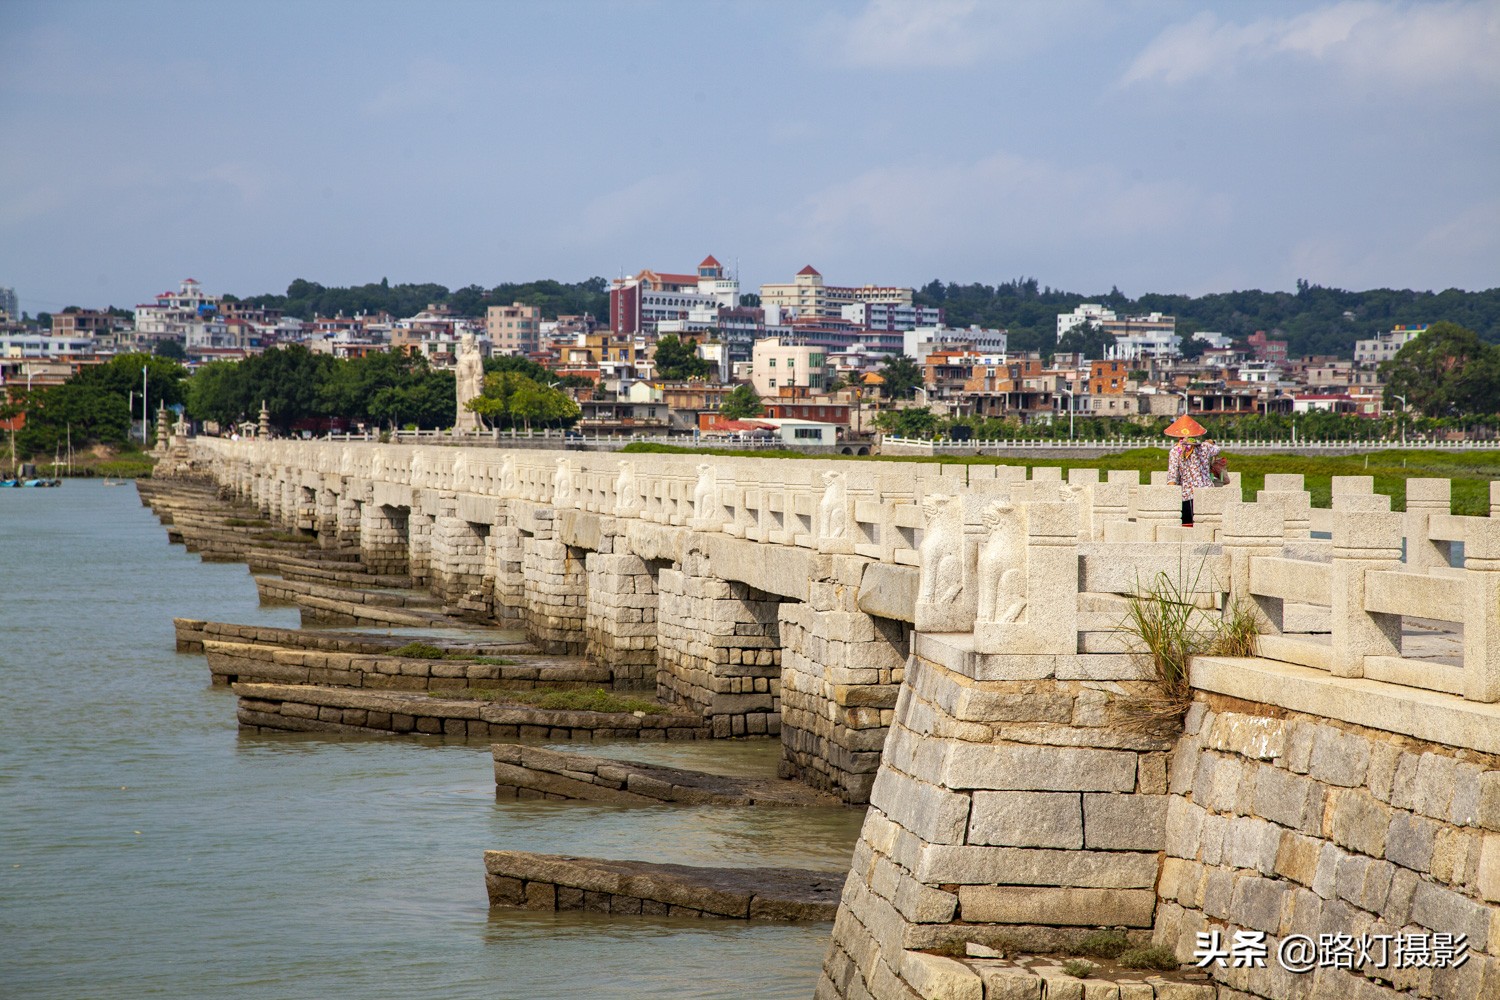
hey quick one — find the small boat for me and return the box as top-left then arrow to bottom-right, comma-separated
22,478 -> 62,487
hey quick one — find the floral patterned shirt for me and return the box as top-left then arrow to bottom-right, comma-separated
1167,439 -> 1221,500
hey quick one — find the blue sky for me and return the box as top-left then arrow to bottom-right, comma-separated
1,0 -> 1496,316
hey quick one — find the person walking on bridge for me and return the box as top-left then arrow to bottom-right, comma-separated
1165,414 -> 1219,528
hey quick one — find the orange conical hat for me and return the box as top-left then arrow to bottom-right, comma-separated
1164,414 -> 1206,438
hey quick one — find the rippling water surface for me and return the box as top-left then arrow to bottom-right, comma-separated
0,481 -> 862,999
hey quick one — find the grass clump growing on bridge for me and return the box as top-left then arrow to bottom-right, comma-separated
387,641 -> 514,665
264,532 -> 317,544
1061,959 -> 1098,979
1117,563 -> 1264,736
1070,930 -> 1131,959
1117,945 -> 1180,971
390,641 -> 448,659
429,686 -> 669,715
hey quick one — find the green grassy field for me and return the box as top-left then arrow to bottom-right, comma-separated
622,443 -> 1500,516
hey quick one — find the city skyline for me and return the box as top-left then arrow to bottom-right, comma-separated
2,0 -> 1497,317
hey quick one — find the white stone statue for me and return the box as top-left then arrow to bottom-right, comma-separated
410,448 -> 428,488
614,461 -> 639,514
498,455 -> 516,494
454,333 -> 484,433
817,471 -> 848,541
451,451 -> 469,493
553,457 -> 574,503
917,494 -> 965,606
692,463 -> 716,519
977,501 -> 1028,624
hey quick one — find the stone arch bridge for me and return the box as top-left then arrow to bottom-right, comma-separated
186,439 -> 1500,1000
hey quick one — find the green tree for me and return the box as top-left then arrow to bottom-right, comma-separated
155,338 -> 187,360
877,354 -> 923,400
652,335 -> 711,380
874,406 -> 938,438
719,383 -> 764,419
1380,322 -> 1500,417
10,352 -> 187,456
1056,321 -> 1113,360
466,371 -> 578,431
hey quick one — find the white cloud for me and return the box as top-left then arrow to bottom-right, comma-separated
816,0 -> 1101,70
361,58 -> 466,118
1122,1 -> 1500,93
827,0 -> 984,68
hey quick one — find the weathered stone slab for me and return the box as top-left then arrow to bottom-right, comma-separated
490,744 -> 841,807
482,850 -> 842,921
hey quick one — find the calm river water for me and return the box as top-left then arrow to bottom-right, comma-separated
0,481 -> 863,999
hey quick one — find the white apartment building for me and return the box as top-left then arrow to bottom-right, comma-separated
134,278 -> 224,343
1058,304 -> 1179,360
904,324 -> 1008,366
0,333 -> 96,359
750,337 -> 828,396
1105,331 -> 1181,361
840,301 -> 942,331
1354,325 -> 1427,366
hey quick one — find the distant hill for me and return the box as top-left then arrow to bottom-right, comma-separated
913,278 -> 1500,359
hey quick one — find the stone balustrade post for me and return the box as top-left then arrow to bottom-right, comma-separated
1330,499 -> 1402,678
1462,518 -> 1500,703
1221,501 -> 1288,634
1403,477 -> 1453,573
1258,473 -> 1312,539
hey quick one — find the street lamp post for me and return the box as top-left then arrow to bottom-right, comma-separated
142,366 -> 148,448
1394,394 -> 1407,447
1059,387 -> 1074,439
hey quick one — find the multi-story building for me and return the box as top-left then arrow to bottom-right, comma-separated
0,333 -> 97,360
903,324 -> 1007,365
782,315 -> 903,356
134,278 -> 224,344
840,301 -> 942,331
609,255 -> 740,336
1088,360 -> 1136,396
1354,324 -> 1427,366
49,309 -> 115,338
487,302 -> 541,356
961,358 -> 1060,423
0,286 -> 18,322
1057,304 -> 1178,359
750,337 -> 828,396
1247,330 -> 1289,366
759,265 -> 912,321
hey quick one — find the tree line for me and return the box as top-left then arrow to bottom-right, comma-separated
233,277 -> 609,321
915,277 -> 1500,360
